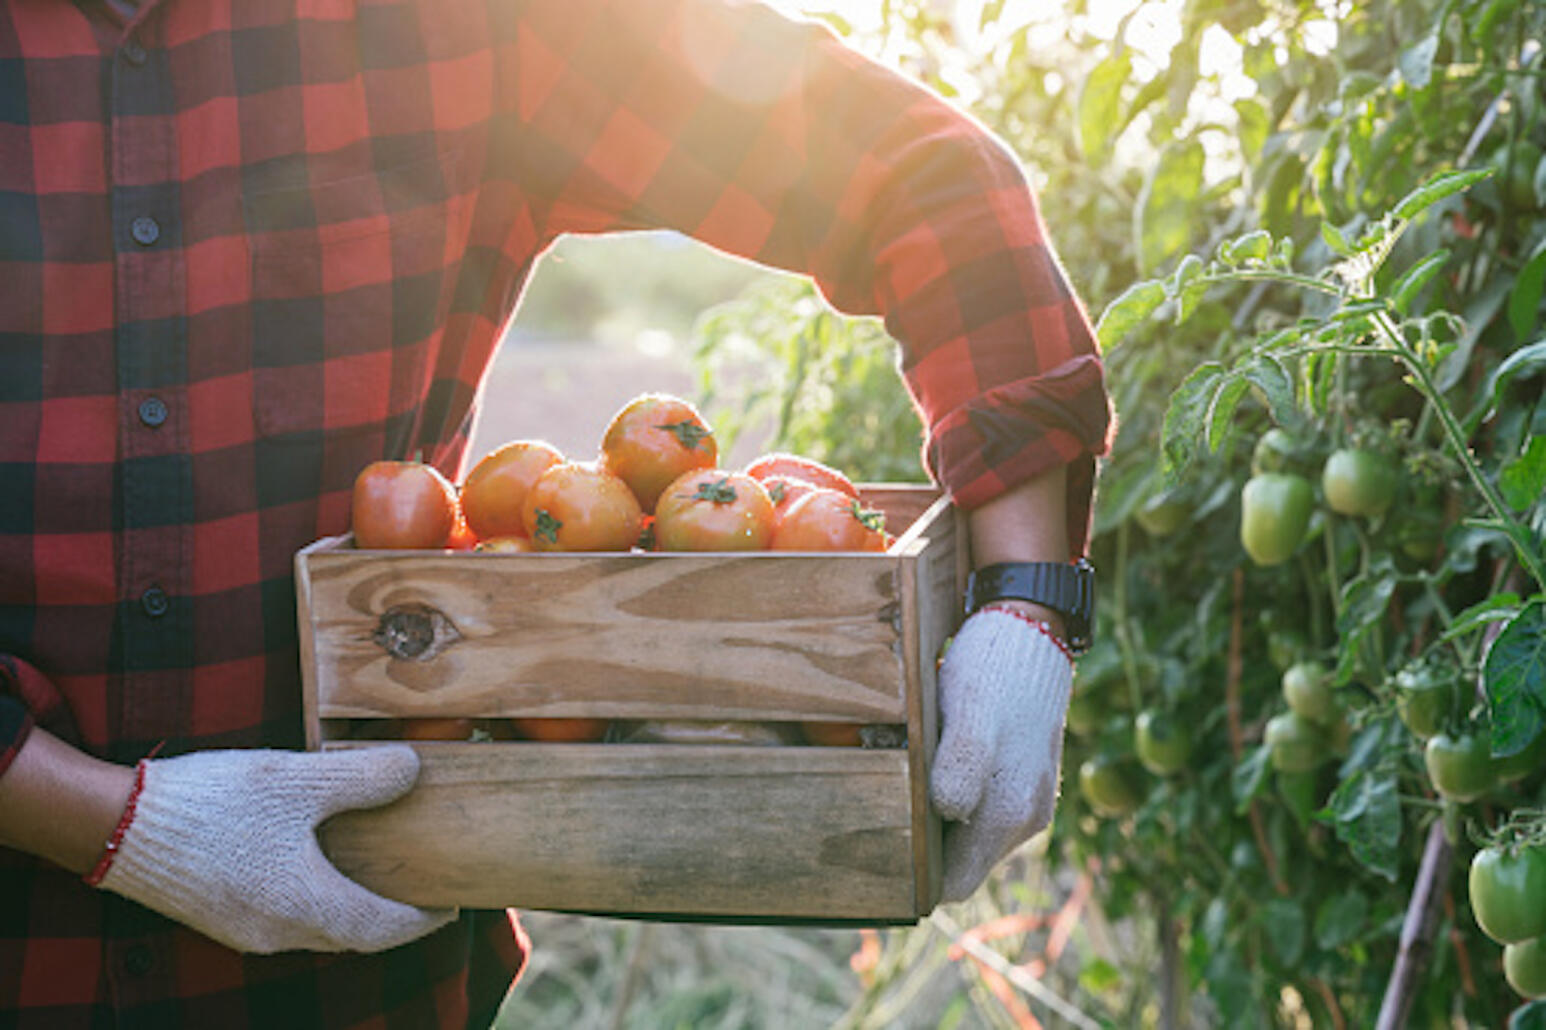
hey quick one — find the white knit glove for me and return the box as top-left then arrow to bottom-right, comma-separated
929,607 -> 1074,902
95,746 -> 456,954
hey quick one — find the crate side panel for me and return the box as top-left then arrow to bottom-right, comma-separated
301,551 -> 908,722
318,742 -> 919,920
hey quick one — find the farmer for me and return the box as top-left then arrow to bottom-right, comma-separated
0,0 -> 1111,1023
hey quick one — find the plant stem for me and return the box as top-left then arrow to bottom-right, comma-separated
1370,310 -> 1546,590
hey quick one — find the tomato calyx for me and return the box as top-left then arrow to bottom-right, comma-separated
687,477 -> 740,505
850,500 -> 885,532
532,508 -> 563,544
656,419 -> 712,451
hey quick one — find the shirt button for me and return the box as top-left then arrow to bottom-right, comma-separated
123,944 -> 155,976
131,216 -> 160,247
122,40 -> 148,66
138,397 -> 168,428
141,587 -> 170,618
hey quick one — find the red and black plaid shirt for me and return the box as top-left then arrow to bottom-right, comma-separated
0,0 -> 1110,1023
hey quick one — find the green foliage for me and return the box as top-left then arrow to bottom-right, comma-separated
684,0 -> 1546,1024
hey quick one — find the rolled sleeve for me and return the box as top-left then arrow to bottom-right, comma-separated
0,656 -> 77,782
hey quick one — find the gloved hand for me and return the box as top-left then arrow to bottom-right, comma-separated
929,606 -> 1074,902
93,745 -> 457,954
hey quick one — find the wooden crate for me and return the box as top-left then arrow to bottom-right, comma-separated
295,485 -> 965,923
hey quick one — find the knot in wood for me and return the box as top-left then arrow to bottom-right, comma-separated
373,604 -> 460,661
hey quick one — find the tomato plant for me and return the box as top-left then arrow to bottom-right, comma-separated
1133,709 -> 1191,776
652,470 -> 775,551
1077,755 -> 1143,818
521,461 -> 644,552
351,460 -> 459,550
1393,659 -> 1457,739
599,393 -> 718,513
1281,662 -> 1338,727
1264,712 -> 1331,774
460,439 -> 564,540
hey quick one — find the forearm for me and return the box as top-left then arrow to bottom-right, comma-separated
967,463 -> 1071,638
0,727 -> 135,874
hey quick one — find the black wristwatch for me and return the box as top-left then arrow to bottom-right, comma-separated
964,558 -> 1096,655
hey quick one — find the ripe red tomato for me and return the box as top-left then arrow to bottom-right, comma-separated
460,439 -> 564,540
522,462 -> 644,552
508,717 -> 611,742
653,470 -> 776,551
351,460 -> 459,549
599,393 -> 718,513
769,488 -> 888,551
474,535 -> 537,553
743,452 -> 858,499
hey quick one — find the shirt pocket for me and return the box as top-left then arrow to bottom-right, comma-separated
242,147 -> 465,440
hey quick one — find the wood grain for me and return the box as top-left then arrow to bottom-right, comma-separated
319,741 -> 920,919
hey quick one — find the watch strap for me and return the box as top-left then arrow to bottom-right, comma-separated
965,559 -> 1095,655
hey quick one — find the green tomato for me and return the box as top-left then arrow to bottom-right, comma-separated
1470,844 -> 1546,944
1393,510 -> 1445,562
1424,731 -> 1496,802
1264,711 -> 1330,773
1078,756 -> 1144,818
1251,428 -> 1314,477
1321,448 -> 1401,518
1134,494 -> 1189,537
1134,709 -> 1193,776
1281,662 -> 1337,726
1506,938 -> 1546,999
1065,689 -> 1104,737
1239,473 -> 1314,566
1394,664 -> 1457,740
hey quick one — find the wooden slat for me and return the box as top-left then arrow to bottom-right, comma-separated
318,741 -> 919,920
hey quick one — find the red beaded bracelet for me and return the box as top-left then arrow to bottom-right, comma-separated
979,603 -> 1076,664
84,759 -> 148,887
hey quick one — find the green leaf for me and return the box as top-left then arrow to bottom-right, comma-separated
1398,33 -> 1438,89
1219,229 -> 1272,266
1509,240 -> 1546,342
1321,770 -> 1401,881
1077,52 -> 1132,165
1320,221 -> 1355,257
1314,889 -> 1369,950
1160,362 -> 1226,486
1485,599 -> 1546,758
1135,139 -> 1206,272
1392,168 -> 1493,222
1484,340 -> 1546,420
1389,250 -> 1449,315
1261,897 -> 1307,966
1238,353 -> 1297,428
1205,375 -> 1249,453
1235,99 -> 1269,162
1440,593 -> 1523,644
1096,279 -> 1167,349
1501,436 -> 1546,512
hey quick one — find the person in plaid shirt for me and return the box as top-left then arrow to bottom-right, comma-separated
0,0 -> 1112,1024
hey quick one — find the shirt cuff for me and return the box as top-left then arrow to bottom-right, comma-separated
920,354 -> 1113,552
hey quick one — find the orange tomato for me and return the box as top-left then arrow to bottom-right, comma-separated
760,474 -> 819,516
351,460 -> 459,549
509,717 -> 611,742
769,487 -> 888,551
744,452 -> 858,499
599,393 -> 718,513
521,461 -> 644,552
802,721 -> 865,747
653,469 -> 776,551
460,439 -> 564,540
399,717 -> 481,741
446,511 -> 479,551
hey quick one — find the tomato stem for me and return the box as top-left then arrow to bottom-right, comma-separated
656,419 -> 711,451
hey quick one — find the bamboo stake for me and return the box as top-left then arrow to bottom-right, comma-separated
1375,821 -> 1453,1030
